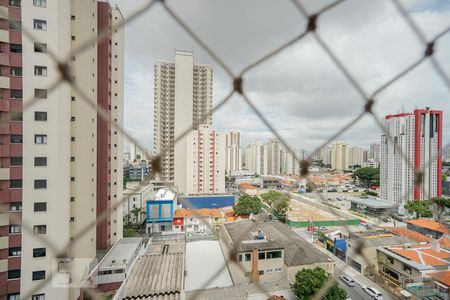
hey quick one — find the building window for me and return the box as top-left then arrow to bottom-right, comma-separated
34,179 -> 47,189
8,270 -> 20,280
34,43 -> 47,53
10,112 -> 22,121
34,134 -> 47,144
33,248 -> 46,258
11,89 -> 22,99
258,252 -> 266,260
32,271 -> 45,281
9,0 -> 21,7
34,111 -> 47,121
34,89 -> 47,99
403,264 -> 412,275
267,251 -> 282,259
9,21 -> 21,30
33,19 -> 47,30
387,256 -> 394,264
10,44 -> 22,53
10,135 -> 22,144
10,180 -> 22,189
32,294 -> 45,300
10,67 -> 22,76
33,0 -> 46,7
34,66 -> 47,76
8,247 -> 21,257
71,15 -> 75,20
244,253 -> 251,261
10,202 -> 22,211
33,225 -> 46,234
34,157 -> 47,166
258,270 -> 264,275
7,294 -> 20,300
9,225 -> 21,234
10,157 -> 22,166
34,202 -> 47,212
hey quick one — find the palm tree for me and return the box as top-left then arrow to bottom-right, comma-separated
130,207 -> 145,225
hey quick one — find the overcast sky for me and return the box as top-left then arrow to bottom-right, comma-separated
110,0 -> 450,153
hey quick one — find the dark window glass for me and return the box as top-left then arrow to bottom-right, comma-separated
34,202 -> 46,212
33,19 -> 47,30
244,253 -> 251,261
34,112 -> 47,121
267,251 -> 282,259
10,112 -> 22,121
34,179 -> 47,189
34,157 -> 47,166
8,247 -> 21,257
34,134 -> 47,144
34,43 -> 47,53
10,90 -> 22,99
10,44 -> 22,53
9,21 -> 21,30
10,157 -> 22,166
32,270 -> 45,280
34,89 -> 47,99
9,0 -> 21,7
9,202 -> 21,211
10,180 -> 22,188
33,248 -> 46,257
10,67 -> 22,76
8,270 -> 20,279
258,252 -> 265,260
33,225 -> 46,234
10,135 -> 22,144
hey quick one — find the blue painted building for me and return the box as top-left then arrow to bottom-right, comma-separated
145,189 -> 177,234
178,194 -> 236,209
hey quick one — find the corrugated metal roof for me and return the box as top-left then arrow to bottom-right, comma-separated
120,241 -> 185,300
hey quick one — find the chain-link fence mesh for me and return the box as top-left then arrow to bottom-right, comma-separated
1,0 -> 449,299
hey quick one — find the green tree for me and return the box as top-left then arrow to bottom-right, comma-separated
233,195 -> 262,215
130,207 -> 146,225
352,167 -> 380,188
291,267 -> 347,300
432,197 -> 450,221
306,182 -> 317,192
261,190 -> 291,222
404,200 -> 432,218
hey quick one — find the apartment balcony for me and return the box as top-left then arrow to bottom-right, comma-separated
9,144 -> 21,156
9,122 -> 21,135
0,7 -> 8,20
0,168 -> 9,180
0,145 -> 9,157
0,123 -> 8,134
0,236 -> 7,249
9,189 -> 21,202
0,259 -> 6,273
0,213 -> 8,226
9,30 -> 21,44
9,100 -> 21,111
0,101 -> 9,111
8,256 -> 21,270
10,77 -> 21,90
0,76 -> 9,89
9,53 -> 21,67
8,234 -> 21,248
0,29 -> 8,43
9,167 -> 20,180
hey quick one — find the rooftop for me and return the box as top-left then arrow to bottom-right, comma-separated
119,241 -> 185,300
347,232 -> 413,248
381,243 -> 450,269
347,196 -> 395,209
185,279 -> 292,300
154,188 -> 176,201
383,227 -> 432,243
99,237 -> 142,271
173,208 -> 222,218
239,183 -> 257,189
224,220 -> 331,266
427,270 -> 450,287
407,219 -> 450,234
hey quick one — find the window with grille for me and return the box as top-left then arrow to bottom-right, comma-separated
33,225 -> 46,235
33,19 -> 47,30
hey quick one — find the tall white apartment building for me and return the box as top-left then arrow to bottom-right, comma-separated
445,147 -> 450,163
265,139 -> 281,175
369,143 -> 380,162
179,124 -> 225,195
280,148 -> 306,175
225,131 -> 241,173
244,141 -> 264,175
154,50 -> 212,182
380,109 -> 443,204
0,2 -> 126,300
349,146 -> 365,167
331,141 -> 349,171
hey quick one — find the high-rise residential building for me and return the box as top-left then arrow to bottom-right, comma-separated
0,2 -> 124,299
225,131 -> 241,173
154,50 -> 212,182
445,147 -> 450,163
280,148 -> 306,175
363,149 -> 369,163
178,124 -> 225,195
265,139 -> 281,175
244,141 -> 264,175
349,146 -> 365,167
380,109 -> 443,205
369,143 -> 380,162
331,141 -> 349,170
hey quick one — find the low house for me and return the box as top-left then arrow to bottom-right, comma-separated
377,242 -> 450,288
172,208 -> 224,234
219,219 -> 333,284
406,219 -> 450,239
145,188 -> 177,234
260,176 -> 282,189
345,230 -> 413,275
239,183 -> 258,196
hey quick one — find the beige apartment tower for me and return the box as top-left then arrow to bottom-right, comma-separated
154,51 -> 212,183
331,141 -> 349,171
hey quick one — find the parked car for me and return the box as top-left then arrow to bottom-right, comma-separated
339,275 -> 355,287
363,286 -> 383,300
318,226 -> 328,232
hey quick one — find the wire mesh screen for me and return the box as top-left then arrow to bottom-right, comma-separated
1,0 -> 449,299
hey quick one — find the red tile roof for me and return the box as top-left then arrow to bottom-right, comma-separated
239,183 -> 257,190
407,219 -> 450,234
384,227 -> 432,243
389,244 -> 450,267
428,271 -> 450,287
174,208 -> 222,218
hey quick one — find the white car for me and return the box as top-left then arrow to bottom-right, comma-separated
339,275 -> 355,287
363,286 -> 383,300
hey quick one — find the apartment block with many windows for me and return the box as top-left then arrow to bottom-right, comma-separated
0,1 -> 124,299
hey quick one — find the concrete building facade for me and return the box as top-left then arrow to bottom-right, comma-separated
331,141 -> 349,171
154,50 -> 212,182
380,109 -> 443,204
349,146 -> 365,167
369,143 -> 380,163
244,141 -> 264,175
225,131 -> 241,174
0,1 -> 124,299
